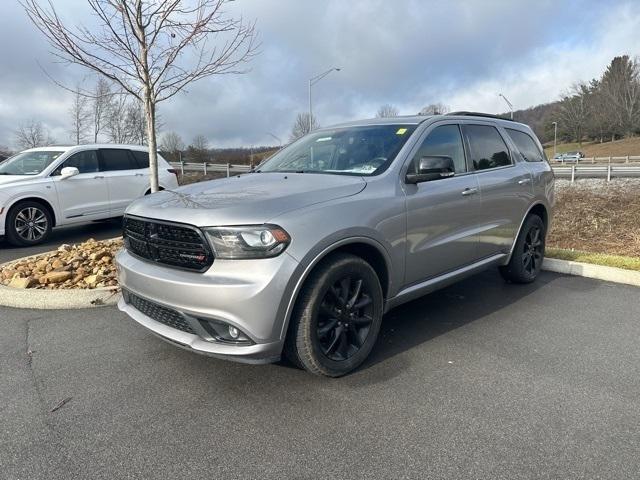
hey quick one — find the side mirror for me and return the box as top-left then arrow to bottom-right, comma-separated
406,156 -> 455,184
60,166 -> 80,179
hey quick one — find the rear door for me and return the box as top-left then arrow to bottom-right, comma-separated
402,122 -> 481,286
99,148 -> 146,216
52,149 -> 110,221
461,123 -> 533,258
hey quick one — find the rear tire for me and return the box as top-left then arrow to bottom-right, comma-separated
5,200 -> 53,247
499,214 -> 546,284
284,253 -> 384,377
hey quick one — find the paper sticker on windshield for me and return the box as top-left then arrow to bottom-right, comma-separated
396,128 -> 407,135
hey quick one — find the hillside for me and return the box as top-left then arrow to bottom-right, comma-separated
543,136 -> 640,158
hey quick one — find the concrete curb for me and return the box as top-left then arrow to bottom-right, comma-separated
0,239 -> 122,309
542,257 -> 640,288
0,284 -> 121,309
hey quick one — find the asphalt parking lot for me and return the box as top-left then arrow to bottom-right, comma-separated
2,269 -> 639,480
0,220 -> 122,265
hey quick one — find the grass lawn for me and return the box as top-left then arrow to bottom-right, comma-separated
544,137 -> 640,158
546,247 -> 640,272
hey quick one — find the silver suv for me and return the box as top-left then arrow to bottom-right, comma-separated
116,113 -> 554,377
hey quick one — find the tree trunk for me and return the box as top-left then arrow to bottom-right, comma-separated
144,90 -> 160,193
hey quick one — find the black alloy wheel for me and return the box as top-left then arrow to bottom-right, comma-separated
285,253 -> 384,377
316,275 -> 374,361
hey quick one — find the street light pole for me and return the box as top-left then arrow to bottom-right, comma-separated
498,93 -> 514,120
552,121 -> 558,157
308,67 -> 341,132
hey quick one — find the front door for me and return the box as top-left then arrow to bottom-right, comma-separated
52,150 -> 110,221
402,123 -> 481,287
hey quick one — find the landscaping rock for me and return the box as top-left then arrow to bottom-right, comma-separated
0,238 -> 123,290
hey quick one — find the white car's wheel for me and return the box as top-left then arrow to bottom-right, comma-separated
5,201 -> 53,246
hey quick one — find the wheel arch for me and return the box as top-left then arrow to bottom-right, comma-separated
506,201 -> 549,263
278,237 -> 392,341
5,196 -> 57,228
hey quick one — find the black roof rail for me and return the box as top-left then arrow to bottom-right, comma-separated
447,111 -> 516,122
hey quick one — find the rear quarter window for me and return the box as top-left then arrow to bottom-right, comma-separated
505,128 -> 545,162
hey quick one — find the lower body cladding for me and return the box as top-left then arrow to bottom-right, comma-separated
115,249 -> 300,364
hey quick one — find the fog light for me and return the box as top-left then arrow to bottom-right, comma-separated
228,326 -> 240,339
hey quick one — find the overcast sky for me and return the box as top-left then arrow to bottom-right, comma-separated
1,0 -> 639,149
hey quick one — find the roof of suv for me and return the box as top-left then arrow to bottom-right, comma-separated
328,113 -> 529,130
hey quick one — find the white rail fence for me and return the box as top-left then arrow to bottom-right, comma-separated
170,162 -> 253,176
171,161 -> 640,182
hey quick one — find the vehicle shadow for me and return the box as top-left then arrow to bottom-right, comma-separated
358,268 -> 557,375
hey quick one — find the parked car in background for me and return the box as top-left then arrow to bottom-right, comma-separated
0,145 -> 178,246
117,112 -> 554,377
557,151 -> 584,162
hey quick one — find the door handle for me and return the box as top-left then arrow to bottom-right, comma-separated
135,173 -> 145,177
94,175 -> 104,179
461,187 -> 478,196
518,178 -> 531,185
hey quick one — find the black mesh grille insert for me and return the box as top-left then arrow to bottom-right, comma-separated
123,216 -> 213,271
124,290 -> 195,335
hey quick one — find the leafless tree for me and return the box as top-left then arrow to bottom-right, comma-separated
188,134 -> 209,162
290,113 -> 319,141
160,131 -> 184,161
125,101 -> 147,145
105,92 -> 130,143
92,77 -> 112,142
23,0 -> 258,192
14,119 -> 55,150
376,104 -> 399,118
419,103 -> 450,115
557,83 -> 589,145
69,84 -> 91,144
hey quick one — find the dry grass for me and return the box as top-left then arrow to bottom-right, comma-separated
544,137 -> 640,158
546,248 -> 640,271
547,183 -> 640,257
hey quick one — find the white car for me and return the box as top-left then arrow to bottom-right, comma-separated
0,145 -> 179,246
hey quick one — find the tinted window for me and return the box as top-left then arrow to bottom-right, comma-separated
131,150 -> 149,168
53,150 -> 99,175
464,125 -> 511,170
506,128 -> 544,162
99,149 -> 137,171
411,124 -> 466,174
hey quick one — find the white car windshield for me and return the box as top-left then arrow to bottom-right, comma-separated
0,151 -> 63,175
259,124 -> 418,176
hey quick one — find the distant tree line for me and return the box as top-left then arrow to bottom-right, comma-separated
512,55 -> 640,146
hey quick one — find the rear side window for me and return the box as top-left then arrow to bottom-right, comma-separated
99,149 -> 137,171
506,128 -> 544,162
411,124 -> 467,174
130,150 -> 150,168
53,150 -> 99,175
463,125 -> 511,171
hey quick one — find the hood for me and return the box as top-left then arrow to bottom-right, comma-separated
126,172 -> 367,226
0,175 -> 33,186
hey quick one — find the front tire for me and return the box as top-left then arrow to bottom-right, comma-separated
499,214 -> 546,284
5,201 -> 53,247
285,253 -> 384,377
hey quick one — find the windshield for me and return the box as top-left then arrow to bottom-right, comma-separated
259,124 -> 417,176
0,151 -> 63,175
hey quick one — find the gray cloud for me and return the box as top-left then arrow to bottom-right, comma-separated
0,0 -> 638,149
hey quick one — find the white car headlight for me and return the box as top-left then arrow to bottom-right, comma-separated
204,225 -> 290,259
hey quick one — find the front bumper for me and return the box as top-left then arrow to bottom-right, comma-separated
116,248 -> 300,364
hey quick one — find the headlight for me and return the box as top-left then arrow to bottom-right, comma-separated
204,224 -> 290,259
